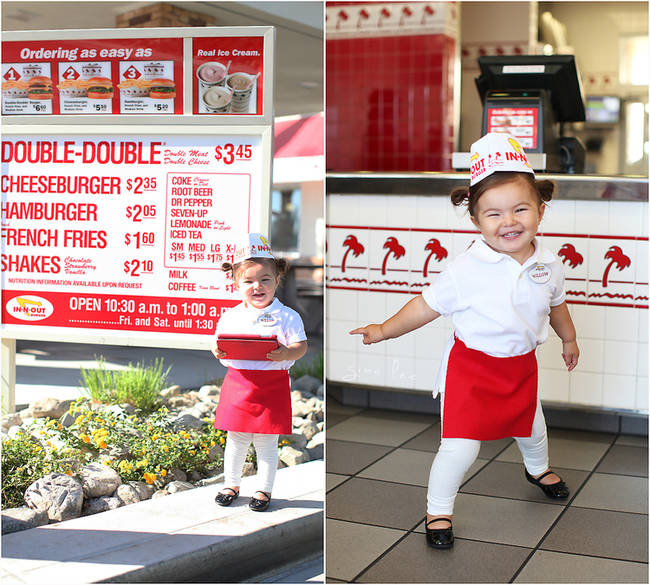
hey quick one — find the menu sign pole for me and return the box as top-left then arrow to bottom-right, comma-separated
1,27 -> 275,413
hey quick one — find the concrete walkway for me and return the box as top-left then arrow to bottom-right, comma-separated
1,460 -> 324,584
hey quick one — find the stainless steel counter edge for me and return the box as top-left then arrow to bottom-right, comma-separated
326,172 -> 648,201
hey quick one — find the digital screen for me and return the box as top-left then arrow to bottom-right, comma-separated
486,106 -> 539,149
585,96 -> 620,124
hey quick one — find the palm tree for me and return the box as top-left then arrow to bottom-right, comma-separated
341,235 -> 365,272
423,238 -> 448,277
602,246 -> 631,287
381,237 -> 406,275
558,243 -> 584,269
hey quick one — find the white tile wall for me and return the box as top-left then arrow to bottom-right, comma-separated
326,194 -> 648,413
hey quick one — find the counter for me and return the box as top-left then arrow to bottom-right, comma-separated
326,173 -> 648,426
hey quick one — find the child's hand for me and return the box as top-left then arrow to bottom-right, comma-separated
212,343 -> 226,359
267,344 -> 289,361
350,324 -> 385,345
561,340 -> 579,371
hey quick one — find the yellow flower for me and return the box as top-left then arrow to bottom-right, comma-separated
80,434 -> 91,444
152,434 -> 159,441
57,424 -> 63,431
143,472 -> 155,484
160,469 -> 167,477
16,467 -> 23,473
189,450 -> 196,455
162,445 -> 169,452
75,415 -> 84,425
65,468 -> 73,476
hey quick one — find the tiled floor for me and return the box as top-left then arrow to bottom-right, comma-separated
325,397 -> 648,583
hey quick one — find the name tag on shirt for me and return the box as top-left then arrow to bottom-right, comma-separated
257,313 -> 278,326
528,264 -> 551,284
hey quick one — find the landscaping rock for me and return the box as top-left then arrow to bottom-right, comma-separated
188,471 -> 202,483
208,444 -> 224,462
2,506 -> 49,535
83,496 -> 122,516
198,384 -> 220,399
293,375 -> 322,395
160,385 -> 182,398
316,384 -> 324,398
114,484 -> 141,506
59,412 -> 76,428
129,481 -> 155,501
17,407 -> 33,420
167,481 -> 195,494
171,413 -> 204,431
168,468 -> 188,483
242,462 -> 256,477
2,413 -> 22,431
279,445 -> 310,466
119,403 -> 136,414
280,433 -> 308,450
195,473 -> 225,487
30,398 -> 73,419
167,395 -> 195,408
291,400 -> 312,418
24,473 -> 83,522
192,401 -> 213,416
78,463 -> 122,498
104,404 -> 130,418
306,431 -> 324,460
152,489 -> 170,499
297,421 -> 320,442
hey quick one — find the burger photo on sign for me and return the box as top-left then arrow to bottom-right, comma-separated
148,78 -> 175,99
27,76 -> 53,100
85,77 -> 114,99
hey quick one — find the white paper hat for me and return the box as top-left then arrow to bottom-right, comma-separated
234,233 -> 274,263
470,132 -> 534,186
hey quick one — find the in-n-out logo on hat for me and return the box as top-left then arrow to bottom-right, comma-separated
234,233 -> 274,262
470,132 -> 535,186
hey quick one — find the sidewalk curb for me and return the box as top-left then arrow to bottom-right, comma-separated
2,460 -> 324,584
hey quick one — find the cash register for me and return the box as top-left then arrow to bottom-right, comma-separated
453,54 -> 587,173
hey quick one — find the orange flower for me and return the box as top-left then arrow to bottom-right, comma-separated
143,472 -> 156,484
80,434 -> 90,444
99,441 -> 107,449
161,469 -> 167,477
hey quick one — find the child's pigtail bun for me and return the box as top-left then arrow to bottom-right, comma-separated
221,262 -> 234,276
275,258 -> 289,279
450,187 -> 470,208
535,179 -> 555,203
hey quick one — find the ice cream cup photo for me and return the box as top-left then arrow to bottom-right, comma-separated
197,61 -> 228,89
226,72 -> 256,112
202,86 -> 232,113
81,62 -> 103,80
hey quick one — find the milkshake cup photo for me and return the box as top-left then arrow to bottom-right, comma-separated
197,61 -> 229,89
226,72 -> 256,112
202,85 -> 232,113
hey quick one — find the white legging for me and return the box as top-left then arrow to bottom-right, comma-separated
427,397 -> 549,515
223,431 -> 279,494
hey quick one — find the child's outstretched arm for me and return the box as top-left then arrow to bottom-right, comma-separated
549,301 -> 579,371
267,340 -> 308,362
350,294 -> 440,344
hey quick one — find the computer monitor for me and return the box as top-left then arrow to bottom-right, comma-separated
585,95 -> 620,124
475,54 -> 586,123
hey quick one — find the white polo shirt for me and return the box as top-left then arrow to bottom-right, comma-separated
215,297 -> 307,371
422,238 -> 566,395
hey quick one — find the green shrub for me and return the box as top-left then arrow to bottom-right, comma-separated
80,357 -> 170,411
291,352 -> 323,381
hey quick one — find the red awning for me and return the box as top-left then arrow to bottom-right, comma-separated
274,112 -> 324,158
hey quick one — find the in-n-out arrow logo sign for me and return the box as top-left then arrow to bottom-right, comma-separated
123,65 -> 141,79
62,66 -> 80,80
3,67 -> 21,81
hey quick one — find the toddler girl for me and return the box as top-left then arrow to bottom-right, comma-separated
212,233 -> 308,511
351,133 -> 579,548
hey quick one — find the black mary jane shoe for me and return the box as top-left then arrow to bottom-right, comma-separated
425,517 -> 454,549
249,491 -> 271,512
525,470 -> 570,499
215,487 -> 239,506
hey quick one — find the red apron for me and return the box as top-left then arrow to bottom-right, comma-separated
213,368 -> 292,435
442,337 -> 537,441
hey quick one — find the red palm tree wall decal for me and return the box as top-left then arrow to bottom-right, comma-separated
558,243 -> 584,268
341,235 -> 365,272
602,246 -> 631,287
381,237 -> 406,275
423,238 -> 448,277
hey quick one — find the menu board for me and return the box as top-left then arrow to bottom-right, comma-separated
1,39 -> 184,116
192,37 -> 264,115
1,134 -> 265,335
